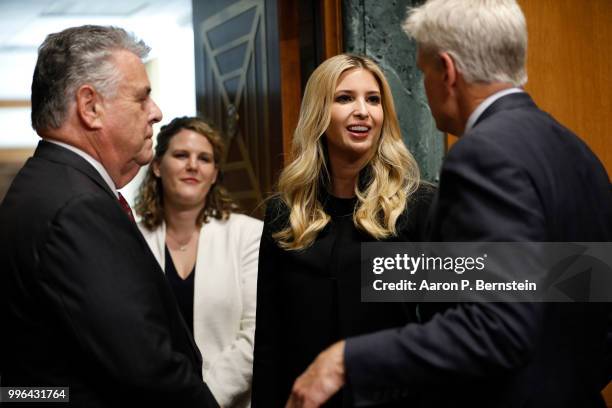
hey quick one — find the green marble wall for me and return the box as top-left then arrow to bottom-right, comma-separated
343,0 -> 444,182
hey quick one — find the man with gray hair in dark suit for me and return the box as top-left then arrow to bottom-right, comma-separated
286,1 -> 612,407
0,25 -> 218,407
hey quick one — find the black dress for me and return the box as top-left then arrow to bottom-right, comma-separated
252,184 -> 435,407
164,245 -> 195,335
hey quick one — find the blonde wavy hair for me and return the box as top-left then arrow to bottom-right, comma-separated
135,116 -> 237,230
274,54 -> 420,250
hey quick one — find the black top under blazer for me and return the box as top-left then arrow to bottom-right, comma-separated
0,141 -> 218,407
252,184 -> 435,407
343,93 -> 612,408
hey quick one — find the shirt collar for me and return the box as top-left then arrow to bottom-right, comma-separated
464,87 -> 524,134
46,139 -> 118,197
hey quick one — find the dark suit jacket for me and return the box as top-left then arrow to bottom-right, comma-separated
344,93 -> 612,407
0,141 -> 218,407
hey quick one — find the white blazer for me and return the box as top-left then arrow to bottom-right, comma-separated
139,213 -> 262,408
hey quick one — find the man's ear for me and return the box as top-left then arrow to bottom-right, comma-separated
76,85 -> 103,130
439,52 -> 457,88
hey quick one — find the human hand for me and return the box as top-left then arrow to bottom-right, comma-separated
285,340 -> 346,408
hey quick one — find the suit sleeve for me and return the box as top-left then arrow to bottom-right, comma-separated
38,193 -> 218,407
203,218 -> 263,407
345,134 -> 547,404
252,201 -> 287,407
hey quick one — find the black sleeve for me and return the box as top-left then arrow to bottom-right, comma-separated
396,182 -> 437,242
39,193 -> 218,407
252,198 -> 288,407
345,134 -> 547,403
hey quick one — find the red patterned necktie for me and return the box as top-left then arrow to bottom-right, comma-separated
117,192 -> 135,223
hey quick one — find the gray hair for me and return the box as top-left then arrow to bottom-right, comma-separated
31,25 -> 150,132
403,0 -> 527,87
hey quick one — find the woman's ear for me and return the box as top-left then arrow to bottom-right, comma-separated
76,85 -> 103,129
212,167 -> 219,185
151,159 -> 161,178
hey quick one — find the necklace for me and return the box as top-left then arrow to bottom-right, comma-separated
167,230 -> 195,252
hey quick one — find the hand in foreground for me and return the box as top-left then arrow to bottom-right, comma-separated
285,340 -> 346,408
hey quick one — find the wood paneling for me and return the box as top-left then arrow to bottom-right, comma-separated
0,148 -> 33,163
519,0 -> 611,176
277,0 -> 343,166
0,148 -> 33,202
321,0 -> 342,59
278,0 -> 302,165
604,384 -> 612,408
0,100 -> 30,108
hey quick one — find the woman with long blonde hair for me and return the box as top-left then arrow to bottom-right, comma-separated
252,54 -> 435,407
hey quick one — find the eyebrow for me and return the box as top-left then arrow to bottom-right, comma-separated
334,89 -> 381,94
172,149 -> 214,155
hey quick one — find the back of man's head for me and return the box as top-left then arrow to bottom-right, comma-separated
31,25 -> 150,133
403,0 -> 527,87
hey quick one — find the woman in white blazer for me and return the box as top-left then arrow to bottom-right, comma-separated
135,116 -> 262,408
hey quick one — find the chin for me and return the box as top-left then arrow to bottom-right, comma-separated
176,197 -> 207,209
347,141 -> 374,155
135,152 -> 154,166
